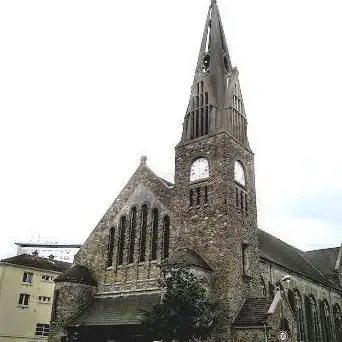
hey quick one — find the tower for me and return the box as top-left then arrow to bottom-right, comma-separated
173,0 -> 261,337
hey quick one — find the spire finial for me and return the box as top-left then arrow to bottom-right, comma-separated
140,155 -> 147,165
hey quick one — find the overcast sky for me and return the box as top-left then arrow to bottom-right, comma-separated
1,0 -> 342,260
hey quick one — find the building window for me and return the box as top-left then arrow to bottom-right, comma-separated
288,289 -> 305,342
117,216 -> 126,265
190,158 -> 209,182
18,293 -> 30,306
42,275 -> 53,281
35,323 -> 50,337
204,185 -> 208,204
22,272 -> 33,284
235,187 -> 247,214
305,295 -> 321,342
234,161 -> 245,186
320,300 -> 333,342
162,215 -> 170,259
38,296 -> 51,303
151,208 -> 159,260
189,189 -> 194,207
333,304 -> 342,341
107,226 -> 115,267
128,207 -> 137,264
139,204 -> 148,262
241,243 -> 249,276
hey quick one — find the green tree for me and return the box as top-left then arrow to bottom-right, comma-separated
143,264 -> 216,342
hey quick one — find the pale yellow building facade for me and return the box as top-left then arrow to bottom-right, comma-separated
0,254 -> 70,342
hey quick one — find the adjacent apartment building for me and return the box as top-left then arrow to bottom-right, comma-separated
15,243 -> 82,263
0,253 -> 70,342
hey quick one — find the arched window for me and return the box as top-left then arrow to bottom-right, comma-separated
128,207 -> 137,264
107,226 -> 115,267
320,300 -> 333,342
117,216 -> 126,265
139,204 -> 148,263
268,282 -> 275,300
234,161 -> 245,186
292,290 -> 305,342
333,304 -> 342,341
151,208 -> 159,260
305,295 -> 322,342
190,158 -> 209,182
162,215 -> 170,259
260,276 -> 266,297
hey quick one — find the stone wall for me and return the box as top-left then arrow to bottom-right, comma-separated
48,282 -> 97,342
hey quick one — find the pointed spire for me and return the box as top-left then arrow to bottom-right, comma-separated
180,1 -> 249,148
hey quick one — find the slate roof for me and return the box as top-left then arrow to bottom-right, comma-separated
234,298 -> 272,327
0,254 -> 70,273
258,229 -> 340,289
168,248 -> 213,271
72,293 -> 160,326
304,247 -> 341,278
55,264 -> 97,286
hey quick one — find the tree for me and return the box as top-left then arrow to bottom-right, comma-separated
142,264 -> 216,342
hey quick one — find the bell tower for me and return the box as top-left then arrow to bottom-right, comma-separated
173,1 -> 261,338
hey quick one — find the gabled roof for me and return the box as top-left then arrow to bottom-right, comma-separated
168,248 -> 213,271
258,229 -> 340,289
55,264 -> 97,286
0,254 -> 70,273
71,293 -> 160,326
234,297 -> 271,327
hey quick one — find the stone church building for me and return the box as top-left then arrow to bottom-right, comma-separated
49,1 -> 342,341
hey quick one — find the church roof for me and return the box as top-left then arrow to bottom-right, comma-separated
168,248 -> 213,271
71,293 -> 160,326
258,229 -> 340,289
0,254 -> 71,273
234,297 -> 272,327
304,246 -> 342,279
55,264 -> 97,286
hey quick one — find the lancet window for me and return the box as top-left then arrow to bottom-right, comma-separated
117,216 -> 126,265
162,215 -> 170,259
151,208 -> 159,260
185,81 -> 210,140
320,300 -> 333,342
333,304 -> 342,341
139,204 -> 148,263
107,226 -> 115,267
305,295 -> 322,342
128,207 -> 137,264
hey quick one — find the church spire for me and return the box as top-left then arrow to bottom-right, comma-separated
181,1 -> 249,148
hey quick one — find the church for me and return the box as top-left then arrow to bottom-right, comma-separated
49,1 -> 342,341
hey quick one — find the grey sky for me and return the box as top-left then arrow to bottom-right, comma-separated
1,0 -> 342,259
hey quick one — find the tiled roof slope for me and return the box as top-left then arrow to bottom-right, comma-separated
234,298 -> 271,326
304,247 -> 340,278
55,264 -> 97,286
0,254 -> 70,273
258,229 -> 340,289
72,293 -> 160,326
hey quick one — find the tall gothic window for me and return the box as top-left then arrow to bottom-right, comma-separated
333,304 -> 342,341
117,216 -> 126,265
151,208 -> 159,260
288,289 -> 305,342
128,207 -> 137,264
305,295 -> 322,342
162,215 -> 170,259
139,204 -> 148,263
107,226 -> 115,267
320,300 -> 333,342
186,81 -> 210,140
